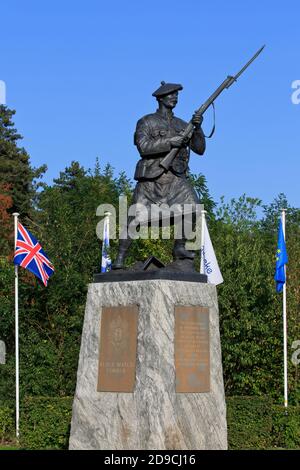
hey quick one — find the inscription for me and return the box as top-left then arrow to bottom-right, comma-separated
175,306 -> 210,393
97,305 -> 138,392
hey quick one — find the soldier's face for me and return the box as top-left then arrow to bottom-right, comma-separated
159,91 -> 178,109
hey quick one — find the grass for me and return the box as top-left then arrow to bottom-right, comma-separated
0,445 -> 19,450
0,440 -> 20,450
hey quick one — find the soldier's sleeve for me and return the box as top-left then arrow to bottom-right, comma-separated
190,126 -> 206,155
134,117 -> 171,156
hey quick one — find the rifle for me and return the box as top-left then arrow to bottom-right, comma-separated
159,45 -> 265,171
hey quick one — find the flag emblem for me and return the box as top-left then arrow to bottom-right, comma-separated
274,218 -> 288,293
14,222 -> 54,286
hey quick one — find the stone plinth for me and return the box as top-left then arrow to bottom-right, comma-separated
69,280 -> 227,450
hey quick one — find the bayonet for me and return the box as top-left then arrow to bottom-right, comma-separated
160,46 -> 265,171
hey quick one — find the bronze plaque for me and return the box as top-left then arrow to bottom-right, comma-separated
175,306 -> 210,393
97,305 -> 138,392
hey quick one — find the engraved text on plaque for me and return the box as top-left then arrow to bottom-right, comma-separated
175,306 -> 210,393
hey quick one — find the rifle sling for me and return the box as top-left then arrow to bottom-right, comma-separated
203,102 -> 215,139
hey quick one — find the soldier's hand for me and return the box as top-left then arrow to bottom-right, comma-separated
192,111 -> 203,127
169,135 -> 185,148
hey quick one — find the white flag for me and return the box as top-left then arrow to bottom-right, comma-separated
201,218 -> 223,285
101,215 -> 112,273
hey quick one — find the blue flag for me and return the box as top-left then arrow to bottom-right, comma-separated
274,218 -> 288,293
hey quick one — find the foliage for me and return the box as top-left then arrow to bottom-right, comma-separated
226,396 -> 273,449
0,160 -> 137,399
1,166 -> 300,402
19,397 -> 73,450
0,183 -> 13,254
0,405 -> 14,443
271,406 -> 300,449
0,105 -> 46,216
0,105 -> 300,409
227,397 -> 300,449
1,396 -> 299,449
210,195 -> 300,402
0,258 -> 15,403
188,172 -> 216,217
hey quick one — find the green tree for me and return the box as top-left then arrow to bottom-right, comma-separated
11,161 -> 129,397
0,105 -> 45,216
261,194 -> 300,403
0,183 -> 13,254
213,194 -> 300,402
189,172 -> 216,217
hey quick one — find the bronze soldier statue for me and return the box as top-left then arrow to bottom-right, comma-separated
113,81 -> 205,269
112,48 -> 265,269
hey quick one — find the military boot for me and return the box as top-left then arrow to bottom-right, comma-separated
112,238 -> 132,269
172,239 -> 195,260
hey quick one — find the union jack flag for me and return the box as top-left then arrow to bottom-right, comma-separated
14,222 -> 54,286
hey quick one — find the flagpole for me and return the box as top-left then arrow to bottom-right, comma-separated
106,211 -> 112,271
282,209 -> 288,408
200,210 -> 207,274
12,212 -> 20,439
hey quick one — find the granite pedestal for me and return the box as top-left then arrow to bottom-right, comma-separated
69,278 -> 227,450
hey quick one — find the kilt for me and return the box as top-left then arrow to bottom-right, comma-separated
131,172 -> 200,224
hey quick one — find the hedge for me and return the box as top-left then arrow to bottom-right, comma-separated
0,404 -> 14,444
226,396 -> 273,449
271,406 -> 300,449
0,396 -> 299,449
0,397 -> 72,449
19,397 -> 73,450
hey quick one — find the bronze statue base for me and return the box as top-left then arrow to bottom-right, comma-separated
94,257 -> 207,283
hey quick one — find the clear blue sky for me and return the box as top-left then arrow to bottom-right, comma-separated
1,0 -> 299,207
